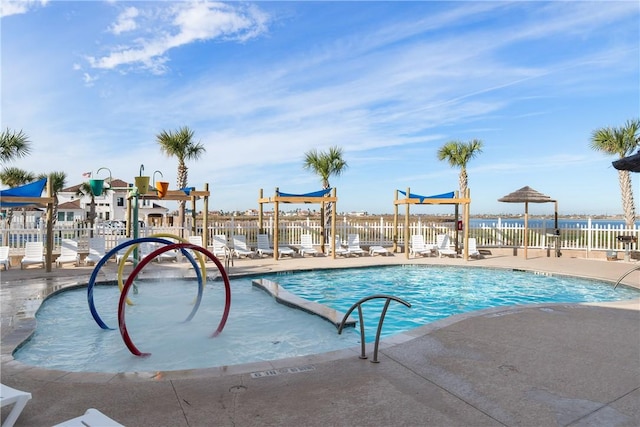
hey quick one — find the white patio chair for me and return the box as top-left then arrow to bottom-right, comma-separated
0,246 -> 9,270
85,237 -> 106,265
369,245 -> 391,256
327,236 -> 349,257
409,235 -> 433,257
1,383 -> 32,427
436,234 -> 457,258
115,238 -> 134,264
52,408 -> 124,427
20,241 -> 44,269
298,234 -> 319,257
232,234 -> 255,259
56,238 -> 79,267
346,234 -> 366,257
210,234 -> 231,260
256,234 -> 274,257
468,237 -> 482,258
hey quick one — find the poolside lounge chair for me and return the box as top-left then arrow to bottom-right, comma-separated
232,234 -> 255,259
84,237 -> 106,265
210,234 -> 232,260
467,237 -> 482,258
436,234 -> 458,258
410,235 -> 433,257
0,246 -> 9,270
52,408 -> 124,427
154,242 -> 179,263
20,241 -> 44,269
369,245 -> 391,256
327,236 -> 349,257
1,383 -> 32,427
115,238 -> 134,264
256,234 -> 274,257
56,239 -> 79,267
346,234 -> 366,257
298,234 -> 319,257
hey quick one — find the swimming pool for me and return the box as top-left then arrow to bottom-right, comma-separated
13,266 -> 639,373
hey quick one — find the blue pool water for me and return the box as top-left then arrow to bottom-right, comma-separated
13,266 -> 639,373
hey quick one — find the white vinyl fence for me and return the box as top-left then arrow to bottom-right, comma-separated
1,217 -> 637,258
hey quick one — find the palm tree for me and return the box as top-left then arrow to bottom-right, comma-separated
38,171 -> 67,225
436,139 -> 484,195
0,166 -> 36,227
303,146 -> 348,249
156,126 -> 206,229
76,182 -> 100,234
590,119 -> 640,228
0,128 -> 31,164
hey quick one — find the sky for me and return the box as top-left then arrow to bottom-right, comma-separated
1,0 -> 639,216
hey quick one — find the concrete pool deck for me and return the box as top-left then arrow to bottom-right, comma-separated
1,252 -> 639,426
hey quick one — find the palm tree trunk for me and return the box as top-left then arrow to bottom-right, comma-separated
619,170 -> 637,228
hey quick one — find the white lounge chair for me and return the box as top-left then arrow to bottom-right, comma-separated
346,234 -> 366,257
410,235 -> 433,257
85,237 -> 106,265
327,236 -> 349,257
1,383 -> 32,427
115,238 -> 134,264
154,242 -> 179,263
210,234 -> 231,260
56,239 -> 79,267
436,234 -> 458,258
369,245 -> 390,256
52,408 -> 124,427
468,237 -> 482,258
20,241 -> 44,269
232,234 -> 255,259
256,234 -> 274,257
0,246 -> 9,270
298,234 -> 319,257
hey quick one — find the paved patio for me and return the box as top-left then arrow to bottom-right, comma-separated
1,252 -> 639,426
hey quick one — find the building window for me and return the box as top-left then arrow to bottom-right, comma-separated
117,197 -> 124,207
66,212 -> 74,221
57,212 -> 65,221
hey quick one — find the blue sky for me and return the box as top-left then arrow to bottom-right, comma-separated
2,1 -> 639,216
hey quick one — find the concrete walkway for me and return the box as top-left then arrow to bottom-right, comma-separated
1,253 -> 639,426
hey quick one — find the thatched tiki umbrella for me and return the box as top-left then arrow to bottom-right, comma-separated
612,149 -> 640,172
498,186 -> 557,259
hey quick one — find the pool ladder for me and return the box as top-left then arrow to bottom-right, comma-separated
614,265 -> 640,289
338,294 -> 411,363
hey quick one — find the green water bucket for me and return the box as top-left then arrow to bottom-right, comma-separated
135,176 -> 150,195
89,179 -> 104,196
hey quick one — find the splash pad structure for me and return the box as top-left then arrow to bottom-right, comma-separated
86,238 -> 231,357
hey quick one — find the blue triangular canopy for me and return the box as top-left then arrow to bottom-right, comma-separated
277,188 -> 332,198
398,190 -> 455,204
0,178 -> 47,207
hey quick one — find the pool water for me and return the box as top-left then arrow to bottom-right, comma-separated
13,266 -> 639,373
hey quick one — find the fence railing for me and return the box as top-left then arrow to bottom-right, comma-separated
1,218 -> 638,256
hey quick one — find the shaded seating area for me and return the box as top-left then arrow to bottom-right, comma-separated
1,383 -> 32,427
394,187 -> 472,260
21,241 -> 45,269
258,187 -> 338,260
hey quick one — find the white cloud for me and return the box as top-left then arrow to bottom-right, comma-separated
109,6 -> 139,35
0,0 -> 48,18
87,1 -> 270,73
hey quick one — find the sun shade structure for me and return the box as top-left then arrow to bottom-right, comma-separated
0,178 -> 56,271
393,188 -> 471,260
498,186 -> 558,259
612,150 -> 640,173
258,188 -> 337,260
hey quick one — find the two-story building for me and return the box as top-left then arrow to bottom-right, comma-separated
57,178 -> 170,226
